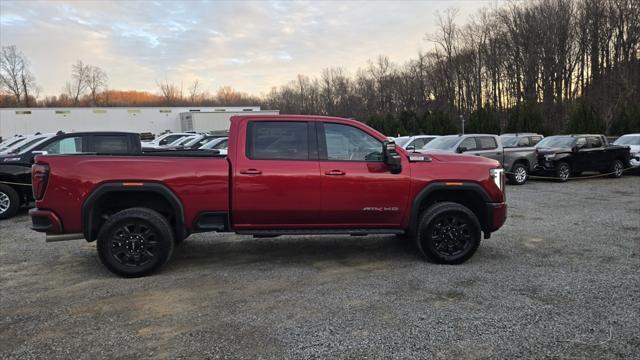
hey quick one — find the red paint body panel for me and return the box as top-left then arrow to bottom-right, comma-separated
34,156 -> 229,234
32,114 -> 507,238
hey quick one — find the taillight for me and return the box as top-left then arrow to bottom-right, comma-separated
32,164 -> 49,201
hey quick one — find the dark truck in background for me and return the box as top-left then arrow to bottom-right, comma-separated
30,115 -> 507,277
0,132 -> 141,219
420,134 -> 538,185
534,134 -> 631,182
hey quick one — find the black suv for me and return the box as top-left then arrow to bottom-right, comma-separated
0,132 -> 141,219
534,134 -> 631,182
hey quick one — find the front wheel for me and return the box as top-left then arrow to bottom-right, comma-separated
97,207 -> 175,277
609,159 -> 624,178
416,202 -> 481,264
555,162 -> 571,182
508,163 -> 528,185
0,184 -> 20,220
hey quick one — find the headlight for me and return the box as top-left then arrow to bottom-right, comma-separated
490,168 -> 505,192
544,153 -> 556,160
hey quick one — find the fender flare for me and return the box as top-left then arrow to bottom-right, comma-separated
82,182 -> 185,241
408,182 -> 492,235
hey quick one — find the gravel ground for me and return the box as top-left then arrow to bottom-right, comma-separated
1,175 -> 639,359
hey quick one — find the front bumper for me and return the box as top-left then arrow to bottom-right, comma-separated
486,202 -> 507,233
29,208 -> 63,234
630,156 -> 640,168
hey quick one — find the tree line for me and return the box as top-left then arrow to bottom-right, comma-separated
1,0 -> 639,135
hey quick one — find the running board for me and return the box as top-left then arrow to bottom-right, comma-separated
46,233 -> 84,242
237,229 -> 405,237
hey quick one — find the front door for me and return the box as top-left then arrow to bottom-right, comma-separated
232,120 -> 322,229
317,122 -> 410,228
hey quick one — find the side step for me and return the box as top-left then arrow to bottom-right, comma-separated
237,229 -> 405,237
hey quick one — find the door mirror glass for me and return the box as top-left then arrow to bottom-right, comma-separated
383,141 -> 402,174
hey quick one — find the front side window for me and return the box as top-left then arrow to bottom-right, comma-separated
517,137 -> 531,147
459,137 -> 477,151
587,136 -> 602,148
323,123 -> 382,161
42,137 -> 83,154
576,137 -> 587,148
247,121 -> 309,160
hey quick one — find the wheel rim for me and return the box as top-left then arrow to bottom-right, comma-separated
109,221 -> 159,267
615,161 -> 623,176
559,165 -> 570,180
0,192 -> 9,214
430,214 -> 472,257
515,167 -> 527,183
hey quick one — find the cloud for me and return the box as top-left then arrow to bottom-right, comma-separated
0,0 -> 499,97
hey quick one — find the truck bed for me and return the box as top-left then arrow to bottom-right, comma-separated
34,153 -> 230,235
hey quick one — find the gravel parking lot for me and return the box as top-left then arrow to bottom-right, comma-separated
1,175 -> 639,359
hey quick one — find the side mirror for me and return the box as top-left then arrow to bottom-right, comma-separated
383,141 -> 402,174
457,146 -> 467,153
406,145 -> 415,151
32,151 -> 48,156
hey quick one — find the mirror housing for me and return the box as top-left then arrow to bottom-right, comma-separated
457,146 -> 467,153
383,141 -> 402,174
406,145 -> 415,151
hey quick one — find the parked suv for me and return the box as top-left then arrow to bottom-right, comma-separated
421,134 -> 537,185
613,133 -> 640,170
534,134 -> 631,181
0,132 -> 141,219
394,135 -> 439,151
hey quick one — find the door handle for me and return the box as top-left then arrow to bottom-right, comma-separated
240,169 -> 262,175
325,169 -> 346,176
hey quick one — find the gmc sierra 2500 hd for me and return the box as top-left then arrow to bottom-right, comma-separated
29,115 -> 507,277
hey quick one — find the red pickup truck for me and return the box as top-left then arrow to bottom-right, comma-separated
30,115 -> 507,277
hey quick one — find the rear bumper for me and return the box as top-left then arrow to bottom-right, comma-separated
29,208 -> 63,234
487,202 -> 507,232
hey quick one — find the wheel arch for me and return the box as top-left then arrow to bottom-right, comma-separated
82,182 -> 185,242
408,182 -> 493,237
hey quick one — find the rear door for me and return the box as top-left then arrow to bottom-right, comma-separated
232,120 -> 322,228
317,122 -> 410,227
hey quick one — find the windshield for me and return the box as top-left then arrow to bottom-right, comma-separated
394,137 -> 411,147
614,135 -> 640,146
422,136 -> 460,151
500,136 -> 518,147
536,136 -> 575,148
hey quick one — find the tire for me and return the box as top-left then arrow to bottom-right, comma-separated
555,162 -> 571,182
97,207 -> 175,277
609,159 -> 624,178
508,163 -> 528,185
0,184 -> 20,220
416,202 -> 481,265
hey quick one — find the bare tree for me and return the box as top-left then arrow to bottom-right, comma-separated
0,46 -> 38,107
157,80 -> 181,105
66,60 -> 91,105
87,65 -> 107,106
189,79 -> 201,104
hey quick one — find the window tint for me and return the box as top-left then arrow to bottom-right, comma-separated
517,137 -> 530,147
587,136 -> 602,148
94,135 -> 129,153
459,137 -> 477,151
323,123 -> 382,161
530,136 -> 542,145
42,137 -> 83,154
247,121 -> 308,160
477,137 -> 498,150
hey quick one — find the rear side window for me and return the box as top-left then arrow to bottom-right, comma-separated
93,135 -> 129,154
42,137 -> 83,154
587,136 -> 602,148
477,137 -> 498,150
247,121 -> 309,160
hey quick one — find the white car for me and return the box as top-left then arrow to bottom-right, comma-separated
142,132 -> 194,149
613,133 -> 640,169
0,135 -> 27,153
199,137 -> 228,155
394,135 -> 440,151
1,134 -> 54,155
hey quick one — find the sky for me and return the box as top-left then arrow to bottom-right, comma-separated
1,0 -> 500,97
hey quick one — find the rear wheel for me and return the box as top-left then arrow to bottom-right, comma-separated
508,163 -> 528,185
97,207 -> 174,277
0,184 -> 20,220
555,162 -> 571,182
609,159 -> 624,178
416,202 -> 481,264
